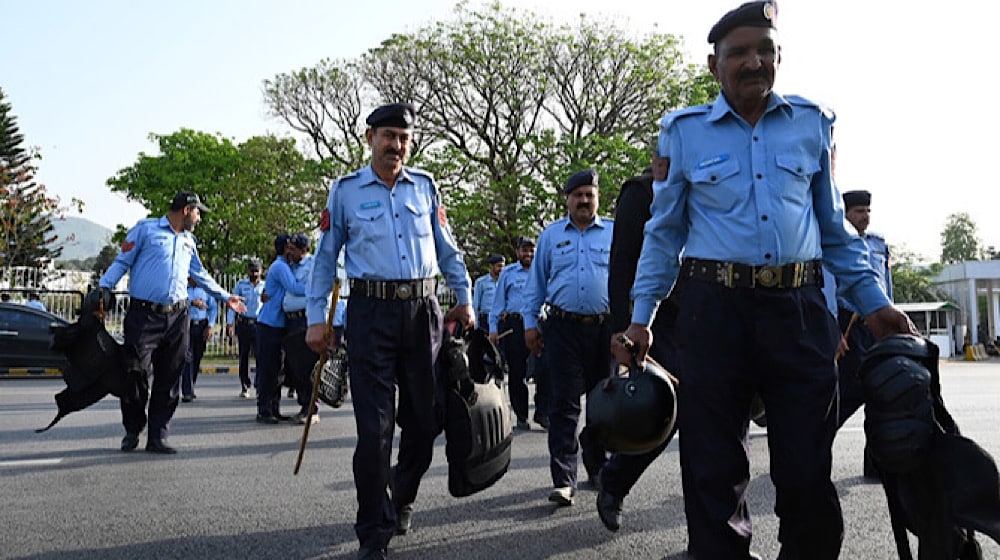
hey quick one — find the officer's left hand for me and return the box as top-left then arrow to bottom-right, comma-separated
226,295 -> 247,315
444,304 -> 474,330
203,326 -> 213,342
865,304 -> 919,340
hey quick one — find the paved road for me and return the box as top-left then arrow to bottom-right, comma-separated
3,361 -> 1000,560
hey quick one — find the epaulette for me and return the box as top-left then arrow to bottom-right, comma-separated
332,170 -> 359,189
660,105 -> 711,130
786,94 -> 835,120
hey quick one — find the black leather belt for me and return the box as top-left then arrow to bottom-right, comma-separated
681,258 -> 823,289
132,298 -> 188,314
547,305 -> 608,326
191,319 -> 209,326
500,312 -> 523,322
236,315 -> 256,324
284,310 -> 306,320
350,278 -> 436,300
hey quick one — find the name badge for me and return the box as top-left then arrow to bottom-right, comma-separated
360,201 -> 381,210
696,153 -> 729,169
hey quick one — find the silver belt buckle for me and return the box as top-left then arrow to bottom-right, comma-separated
395,283 -> 412,299
756,265 -> 780,288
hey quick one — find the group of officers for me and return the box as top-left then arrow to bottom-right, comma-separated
94,2 -> 914,559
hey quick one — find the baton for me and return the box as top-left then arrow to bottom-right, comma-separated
835,312 -> 859,362
293,277 -> 342,475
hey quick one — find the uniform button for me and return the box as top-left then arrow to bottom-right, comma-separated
753,136 -> 759,141
764,253 -> 772,259
398,234 -> 402,238
761,215 -> 768,221
395,213 -> 399,218
710,175 -> 717,181
401,255 -> 406,260
756,173 -> 762,179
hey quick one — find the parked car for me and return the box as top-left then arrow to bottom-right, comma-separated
0,302 -> 71,369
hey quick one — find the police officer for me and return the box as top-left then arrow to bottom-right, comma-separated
473,254 -> 504,331
254,234 -> 306,424
99,191 -> 245,454
304,102 -> 473,560
181,276 -> 218,402
596,163 -> 682,532
282,233 -> 320,424
522,169 -> 614,507
489,236 -> 537,430
227,259 -> 264,398
614,3 -> 917,558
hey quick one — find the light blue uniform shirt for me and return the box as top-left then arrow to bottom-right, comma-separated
100,216 -> 230,305
283,254 -> 313,312
187,285 -> 218,323
838,231 -> 893,314
472,273 -> 500,318
258,257 -> 305,328
521,215 -> 613,330
333,299 -> 347,328
306,164 -> 472,325
630,92 -> 890,325
226,277 -> 263,323
488,262 -> 531,333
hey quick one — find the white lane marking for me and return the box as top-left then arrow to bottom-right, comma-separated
0,458 -> 62,467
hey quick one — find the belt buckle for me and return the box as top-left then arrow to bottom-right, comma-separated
395,283 -> 412,300
756,265 -> 780,288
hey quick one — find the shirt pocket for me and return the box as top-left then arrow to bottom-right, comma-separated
405,201 -> 434,237
775,152 -> 821,202
551,245 -> 576,273
689,157 -> 742,211
350,207 -> 388,241
589,245 -> 610,269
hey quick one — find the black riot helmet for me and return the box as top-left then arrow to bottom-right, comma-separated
858,334 -> 939,474
586,357 -> 678,455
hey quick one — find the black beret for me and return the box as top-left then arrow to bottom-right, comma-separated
708,1 -> 778,44
842,190 -> 871,209
487,254 -> 505,265
517,236 -> 536,248
170,191 -> 210,213
564,169 -> 599,194
365,103 -> 416,129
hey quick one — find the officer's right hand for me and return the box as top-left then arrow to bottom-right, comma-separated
305,324 -> 328,355
525,328 -> 543,357
613,323 -> 652,365
488,331 -> 499,346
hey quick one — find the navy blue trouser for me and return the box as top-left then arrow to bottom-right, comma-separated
675,281 -> 842,560
235,319 -> 257,390
346,294 -> 442,551
285,315 -> 320,416
499,315 -> 530,422
181,319 -> 209,397
530,349 -> 550,422
544,315 -> 611,488
600,314 -> 678,500
120,304 -> 189,440
255,323 -> 286,417
835,307 -> 875,428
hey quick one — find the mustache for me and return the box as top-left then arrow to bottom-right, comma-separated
384,149 -> 402,157
738,68 -> 769,81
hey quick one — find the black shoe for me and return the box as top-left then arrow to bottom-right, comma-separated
395,503 -> 413,535
255,414 -> 280,425
356,547 -> 387,560
181,395 -> 195,403
596,490 -> 623,532
514,418 -> 530,431
533,414 -> 549,430
121,433 -> 139,452
275,413 -> 292,422
146,438 -> 177,454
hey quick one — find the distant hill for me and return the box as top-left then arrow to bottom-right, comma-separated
50,216 -> 115,262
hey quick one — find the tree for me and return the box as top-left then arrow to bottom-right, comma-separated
90,243 -> 119,288
0,87 -> 28,170
263,2 -> 717,272
940,212 -> 981,264
106,129 -> 329,274
890,246 -> 947,303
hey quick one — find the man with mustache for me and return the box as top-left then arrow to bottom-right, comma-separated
613,3 -> 917,558
474,254 -> 504,332
521,169 -> 614,507
99,191 -> 246,454
305,103 -> 473,560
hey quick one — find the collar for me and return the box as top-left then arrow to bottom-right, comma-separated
360,164 -> 415,188
708,91 -> 791,123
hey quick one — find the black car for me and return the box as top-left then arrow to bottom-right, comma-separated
0,302 -> 71,369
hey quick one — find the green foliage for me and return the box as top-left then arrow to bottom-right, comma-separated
0,88 -> 28,169
940,212 -> 982,264
106,129 -> 329,274
890,246 -> 947,303
264,2 -> 717,277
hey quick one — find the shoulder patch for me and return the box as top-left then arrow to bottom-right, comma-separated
661,105 -> 711,129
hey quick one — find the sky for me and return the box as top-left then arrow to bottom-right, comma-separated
3,0 -> 997,262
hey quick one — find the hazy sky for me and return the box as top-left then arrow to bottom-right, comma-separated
4,0 -> 996,261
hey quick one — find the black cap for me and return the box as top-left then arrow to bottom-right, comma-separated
290,233 -> 311,250
170,191 -> 210,213
843,190 -> 871,209
708,1 -> 778,44
366,103 -> 416,129
564,169 -> 599,194
517,236 -> 536,248
247,259 -> 262,271
487,254 -> 505,265
274,233 -> 291,254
